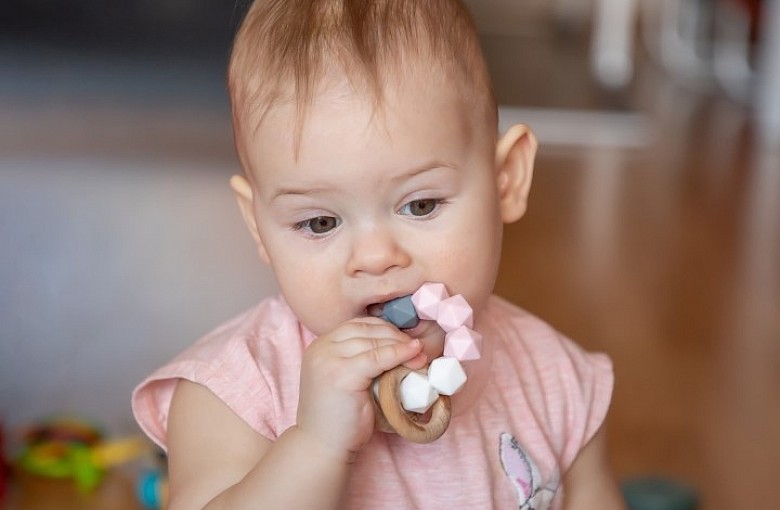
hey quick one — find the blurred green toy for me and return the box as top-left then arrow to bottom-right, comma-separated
16,418 -> 148,492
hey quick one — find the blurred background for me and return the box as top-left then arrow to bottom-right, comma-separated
1,0 -> 778,509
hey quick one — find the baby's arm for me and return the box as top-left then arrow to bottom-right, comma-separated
562,426 -> 626,510
165,318 -> 426,510
166,380 -> 350,509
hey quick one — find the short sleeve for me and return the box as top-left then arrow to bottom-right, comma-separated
555,341 -> 614,469
131,338 -> 275,450
488,296 -> 615,473
131,298 -> 307,451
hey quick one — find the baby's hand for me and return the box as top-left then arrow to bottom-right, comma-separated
296,317 -> 427,456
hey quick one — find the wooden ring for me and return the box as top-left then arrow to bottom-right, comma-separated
376,365 -> 452,443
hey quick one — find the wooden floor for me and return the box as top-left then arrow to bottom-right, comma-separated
495,94 -> 780,509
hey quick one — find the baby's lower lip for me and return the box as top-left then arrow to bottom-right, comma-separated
401,319 -> 431,337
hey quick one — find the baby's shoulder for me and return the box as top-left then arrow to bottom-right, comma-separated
183,294 -> 307,360
132,294 -> 305,448
481,295 -> 614,470
484,295 -> 612,392
484,295 -> 575,353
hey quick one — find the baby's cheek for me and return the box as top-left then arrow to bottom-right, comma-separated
456,246 -> 501,310
276,275 -> 333,333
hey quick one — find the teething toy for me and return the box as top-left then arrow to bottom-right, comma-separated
380,295 -> 419,330
376,365 -> 453,443
410,282 -> 448,320
436,294 -> 474,332
399,371 -> 439,413
374,282 -> 480,443
443,325 -> 483,360
428,357 -> 467,395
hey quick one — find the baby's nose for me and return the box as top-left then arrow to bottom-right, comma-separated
347,226 -> 411,276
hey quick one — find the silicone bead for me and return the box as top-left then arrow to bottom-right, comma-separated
399,371 -> 439,414
381,295 -> 420,329
428,357 -> 467,396
436,295 -> 474,332
443,326 -> 483,360
411,282 -> 450,321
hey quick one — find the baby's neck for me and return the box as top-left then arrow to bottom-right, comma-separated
450,315 -> 494,417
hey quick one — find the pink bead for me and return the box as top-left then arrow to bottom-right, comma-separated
436,294 -> 473,332
411,282 -> 449,321
443,326 -> 482,361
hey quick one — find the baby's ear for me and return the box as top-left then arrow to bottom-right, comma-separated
495,124 -> 537,223
229,175 -> 271,265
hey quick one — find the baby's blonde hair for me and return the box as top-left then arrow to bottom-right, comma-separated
228,0 -> 496,154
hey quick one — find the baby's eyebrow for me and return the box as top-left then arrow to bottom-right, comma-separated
270,186 -> 330,202
391,161 -> 458,182
269,161 -> 457,202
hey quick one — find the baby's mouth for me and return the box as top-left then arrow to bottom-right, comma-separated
365,297 -> 421,331
366,302 -> 385,318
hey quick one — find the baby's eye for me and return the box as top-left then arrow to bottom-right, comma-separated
399,199 -> 443,217
294,216 -> 341,235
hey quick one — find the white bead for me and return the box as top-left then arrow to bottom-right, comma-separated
428,357 -> 467,396
399,371 -> 439,414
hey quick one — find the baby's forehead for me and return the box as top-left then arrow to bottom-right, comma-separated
235,60 -> 486,142
237,71 -> 492,185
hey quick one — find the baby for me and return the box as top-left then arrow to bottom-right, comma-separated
132,0 -> 625,508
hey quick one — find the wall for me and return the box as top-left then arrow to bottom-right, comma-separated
0,157 -> 277,435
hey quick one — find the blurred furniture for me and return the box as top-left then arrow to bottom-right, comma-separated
756,0 -> 780,144
589,0 -> 780,144
592,0 -> 639,88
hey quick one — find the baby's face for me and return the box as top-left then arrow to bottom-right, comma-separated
241,74 -> 504,357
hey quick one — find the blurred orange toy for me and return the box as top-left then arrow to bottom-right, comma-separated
1,422 -> 7,500
16,417 -> 148,492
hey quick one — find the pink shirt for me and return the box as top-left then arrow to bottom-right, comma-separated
132,295 -> 613,509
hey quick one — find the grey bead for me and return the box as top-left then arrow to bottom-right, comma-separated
381,295 -> 420,329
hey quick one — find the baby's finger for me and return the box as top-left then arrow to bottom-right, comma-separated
348,338 -> 424,382
330,336 -> 414,359
330,319 -> 407,343
401,350 -> 428,370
